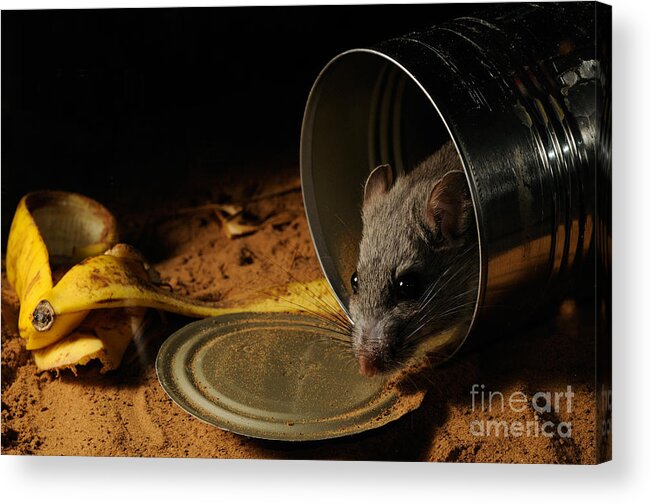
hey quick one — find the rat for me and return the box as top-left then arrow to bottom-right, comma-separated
348,141 -> 479,377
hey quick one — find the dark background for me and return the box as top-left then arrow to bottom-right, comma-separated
1,4 -> 479,243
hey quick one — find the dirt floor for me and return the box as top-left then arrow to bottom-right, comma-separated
1,156 -> 600,462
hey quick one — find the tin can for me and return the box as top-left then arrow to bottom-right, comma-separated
300,2 -> 611,349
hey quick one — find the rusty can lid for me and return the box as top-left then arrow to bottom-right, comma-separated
155,312 -> 425,441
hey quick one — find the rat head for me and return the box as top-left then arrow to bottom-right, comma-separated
349,144 -> 478,377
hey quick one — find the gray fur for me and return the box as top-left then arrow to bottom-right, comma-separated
349,141 -> 479,373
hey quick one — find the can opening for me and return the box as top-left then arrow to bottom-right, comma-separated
302,50 -> 475,304
301,49 -> 481,362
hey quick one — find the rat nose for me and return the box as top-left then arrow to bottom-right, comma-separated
358,354 -> 378,377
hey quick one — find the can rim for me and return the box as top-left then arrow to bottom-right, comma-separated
300,45 -> 485,360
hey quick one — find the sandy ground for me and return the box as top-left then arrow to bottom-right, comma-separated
1,159 -> 599,462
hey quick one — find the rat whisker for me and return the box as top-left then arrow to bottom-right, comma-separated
405,262 -> 474,334
248,263 -> 352,333
247,247 -> 351,327
391,262 -> 460,342
237,243 -> 352,327
260,291 -> 352,334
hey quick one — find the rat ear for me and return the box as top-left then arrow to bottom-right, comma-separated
363,164 -> 394,204
426,170 -> 473,244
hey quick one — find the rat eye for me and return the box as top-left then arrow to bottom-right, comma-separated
351,271 -> 359,294
395,272 -> 422,301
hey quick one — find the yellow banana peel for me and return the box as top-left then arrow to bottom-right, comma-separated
26,243 -> 231,349
6,190 -> 344,373
6,192 -> 119,351
30,277 -> 338,373
32,307 -> 150,373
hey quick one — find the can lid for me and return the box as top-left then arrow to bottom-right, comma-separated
156,312 -> 426,441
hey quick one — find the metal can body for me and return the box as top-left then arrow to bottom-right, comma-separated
300,2 -> 610,349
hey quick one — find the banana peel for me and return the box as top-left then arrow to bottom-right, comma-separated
6,192 -> 120,351
31,278 -> 339,373
32,307 -> 150,373
6,190 -> 345,373
25,243 -> 232,349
